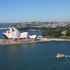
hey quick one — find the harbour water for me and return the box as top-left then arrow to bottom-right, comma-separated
0,30 -> 70,70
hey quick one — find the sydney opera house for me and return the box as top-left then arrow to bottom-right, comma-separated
3,27 -> 36,40
1,27 -> 38,45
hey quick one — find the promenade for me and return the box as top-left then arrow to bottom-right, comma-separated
0,38 -> 70,45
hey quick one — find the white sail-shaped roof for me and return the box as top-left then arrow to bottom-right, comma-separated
28,35 -> 36,39
3,27 -> 20,39
12,27 -> 20,39
3,27 -> 36,40
20,32 -> 28,38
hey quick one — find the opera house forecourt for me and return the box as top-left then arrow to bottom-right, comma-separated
0,27 -> 38,45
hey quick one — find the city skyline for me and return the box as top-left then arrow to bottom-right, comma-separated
0,0 -> 70,23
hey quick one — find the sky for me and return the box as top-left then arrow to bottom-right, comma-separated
0,0 -> 70,23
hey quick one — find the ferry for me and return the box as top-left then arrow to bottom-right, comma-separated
56,53 -> 65,58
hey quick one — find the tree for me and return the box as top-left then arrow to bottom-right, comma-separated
66,30 -> 70,36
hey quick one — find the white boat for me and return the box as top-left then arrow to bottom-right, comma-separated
56,53 -> 65,58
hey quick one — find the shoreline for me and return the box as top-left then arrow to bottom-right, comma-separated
0,38 -> 70,45
40,38 -> 70,41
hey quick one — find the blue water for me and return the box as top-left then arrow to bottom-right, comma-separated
0,29 -> 7,39
0,30 -> 70,70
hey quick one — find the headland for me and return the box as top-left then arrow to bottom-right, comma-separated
0,27 -> 70,45
0,27 -> 39,45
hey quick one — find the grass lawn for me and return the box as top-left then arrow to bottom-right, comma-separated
59,35 -> 69,39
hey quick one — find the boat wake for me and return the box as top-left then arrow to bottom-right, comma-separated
0,39 -> 2,41
65,55 -> 70,57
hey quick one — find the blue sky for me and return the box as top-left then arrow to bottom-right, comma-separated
0,0 -> 70,22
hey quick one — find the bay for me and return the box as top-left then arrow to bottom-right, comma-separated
0,30 -> 70,70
